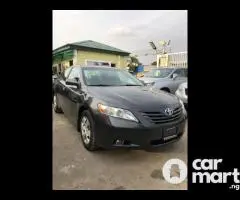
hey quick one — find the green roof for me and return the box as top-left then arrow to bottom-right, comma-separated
53,40 -> 130,55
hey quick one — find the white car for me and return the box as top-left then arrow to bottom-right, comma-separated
175,82 -> 188,111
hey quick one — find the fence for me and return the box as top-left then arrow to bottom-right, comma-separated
157,52 -> 187,68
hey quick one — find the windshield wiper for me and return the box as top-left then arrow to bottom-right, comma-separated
88,84 -> 112,86
88,84 -> 142,86
121,84 -> 142,86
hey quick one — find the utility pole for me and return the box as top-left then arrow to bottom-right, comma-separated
149,40 -> 171,68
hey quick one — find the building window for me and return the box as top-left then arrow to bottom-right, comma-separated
101,62 -> 110,67
86,60 -> 111,67
111,63 -> 116,67
69,60 -> 73,66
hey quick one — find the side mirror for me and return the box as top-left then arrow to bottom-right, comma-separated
172,73 -> 178,80
139,80 -> 147,86
66,79 -> 80,89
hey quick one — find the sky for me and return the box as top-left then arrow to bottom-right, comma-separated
53,10 -> 187,65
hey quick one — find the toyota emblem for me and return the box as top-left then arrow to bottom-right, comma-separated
165,108 -> 174,116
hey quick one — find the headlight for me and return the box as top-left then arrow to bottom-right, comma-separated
97,104 -> 139,122
146,82 -> 155,86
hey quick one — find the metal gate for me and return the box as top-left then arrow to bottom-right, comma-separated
157,52 -> 187,68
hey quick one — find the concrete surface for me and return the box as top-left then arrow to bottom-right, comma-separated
53,110 -> 187,190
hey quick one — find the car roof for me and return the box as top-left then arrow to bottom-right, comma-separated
152,67 -> 186,69
72,65 -> 122,70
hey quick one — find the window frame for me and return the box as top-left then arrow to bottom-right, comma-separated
64,67 -> 73,80
173,68 -> 186,77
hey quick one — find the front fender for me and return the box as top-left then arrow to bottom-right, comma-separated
154,81 -> 172,91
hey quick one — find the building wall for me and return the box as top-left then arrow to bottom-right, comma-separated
143,65 -> 157,72
76,50 -> 129,68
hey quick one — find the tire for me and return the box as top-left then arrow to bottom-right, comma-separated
53,94 -> 63,113
79,110 -> 99,151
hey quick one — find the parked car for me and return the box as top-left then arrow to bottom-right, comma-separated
175,82 -> 187,111
53,66 -> 187,151
138,67 -> 187,94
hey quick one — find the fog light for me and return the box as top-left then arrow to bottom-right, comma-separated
115,140 -> 124,145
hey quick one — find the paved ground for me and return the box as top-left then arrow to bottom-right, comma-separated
53,110 -> 187,190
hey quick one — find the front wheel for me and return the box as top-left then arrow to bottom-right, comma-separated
79,110 -> 99,151
53,94 -> 63,113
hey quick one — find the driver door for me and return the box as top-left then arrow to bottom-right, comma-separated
65,67 -> 84,125
57,67 -> 72,112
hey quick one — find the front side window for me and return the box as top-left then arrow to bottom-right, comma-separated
68,67 -> 81,80
82,68 -> 143,86
63,67 -> 72,79
64,67 -> 72,79
174,69 -> 187,77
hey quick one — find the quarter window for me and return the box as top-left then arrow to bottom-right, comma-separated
68,67 -> 81,80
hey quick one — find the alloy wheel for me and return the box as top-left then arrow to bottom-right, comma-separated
81,116 -> 91,145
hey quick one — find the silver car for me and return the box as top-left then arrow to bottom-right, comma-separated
175,82 -> 188,111
139,67 -> 187,94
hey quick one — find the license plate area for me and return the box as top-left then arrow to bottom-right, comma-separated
164,126 -> 177,137
163,134 -> 178,141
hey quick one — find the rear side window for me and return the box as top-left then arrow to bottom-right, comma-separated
64,67 -> 72,79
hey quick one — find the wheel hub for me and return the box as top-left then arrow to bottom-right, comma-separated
81,116 -> 91,144
53,95 -> 57,108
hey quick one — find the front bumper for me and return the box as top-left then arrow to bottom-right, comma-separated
93,113 -> 186,149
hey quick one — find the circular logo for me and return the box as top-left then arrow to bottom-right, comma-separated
164,108 -> 174,116
162,158 -> 187,184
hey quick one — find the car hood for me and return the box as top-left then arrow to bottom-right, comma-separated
87,86 -> 179,112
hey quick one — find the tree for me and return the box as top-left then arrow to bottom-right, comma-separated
127,56 -> 141,72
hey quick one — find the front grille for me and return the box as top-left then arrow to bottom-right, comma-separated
141,105 -> 183,124
185,88 -> 188,96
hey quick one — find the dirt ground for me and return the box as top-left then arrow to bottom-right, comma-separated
53,110 -> 188,190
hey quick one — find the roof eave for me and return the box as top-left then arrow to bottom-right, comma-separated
53,44 -> 130,56
71,45 -> 130,56
52,44 -> 74,55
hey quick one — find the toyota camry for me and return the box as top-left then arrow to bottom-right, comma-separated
53,66 -> 187,151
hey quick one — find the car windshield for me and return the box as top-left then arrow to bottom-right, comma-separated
144,68 -> 174,78
82,68 -> 144,86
